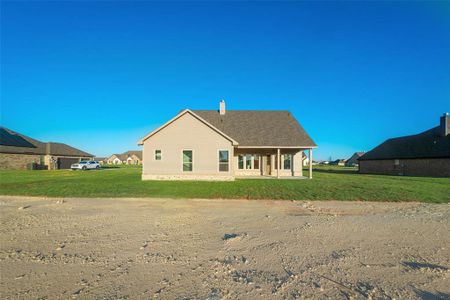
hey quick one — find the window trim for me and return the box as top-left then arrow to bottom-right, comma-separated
182,149 -> 194,172
218,149 -> 230,172
155,149 -> 162,161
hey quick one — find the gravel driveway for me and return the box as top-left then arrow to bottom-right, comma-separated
1,196 -> 449,299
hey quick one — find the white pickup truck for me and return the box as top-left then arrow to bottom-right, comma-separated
71,161 -> 101,170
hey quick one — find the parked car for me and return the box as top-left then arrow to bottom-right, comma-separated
71,161 -> 101,170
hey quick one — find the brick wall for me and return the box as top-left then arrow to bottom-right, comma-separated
0,153 -> 42,170
359,158 -> 450,178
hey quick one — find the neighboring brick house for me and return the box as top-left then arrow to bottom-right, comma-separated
106,151 -> 142,165
359,113 -> 450,177
0,127 -> 94,170
345,152 -> 365,167
138,100 -> 316,181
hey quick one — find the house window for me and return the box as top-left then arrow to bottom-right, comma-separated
283,154 -> 292,170
238,155 -> 244,169
245,154 -> 253,169
155,150 -> 162,160
394,159 -> 400,166
238,154 -> 260,170
219,150 -> 229,172
183,150 -> 193,172
254,155 -> 259,169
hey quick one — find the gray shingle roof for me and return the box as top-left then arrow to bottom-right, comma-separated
359,126 -> 450,161
192,110 -> 316,147
123,150 -> 142,160
109,151 -> 142,161
0,127 -> 94,157
46,142 -> 94,157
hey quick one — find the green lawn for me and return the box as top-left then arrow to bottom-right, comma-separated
0,167 -> 449,203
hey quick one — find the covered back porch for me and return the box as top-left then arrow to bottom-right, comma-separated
233,147 -> 314,179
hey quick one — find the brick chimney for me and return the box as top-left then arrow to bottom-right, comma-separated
440,112 -> 449,136
219,100 -> 226,115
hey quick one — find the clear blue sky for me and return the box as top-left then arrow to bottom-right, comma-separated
1,1 -> 449,159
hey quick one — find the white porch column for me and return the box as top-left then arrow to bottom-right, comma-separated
309,148 -> 313,179
277,148 -> 280,178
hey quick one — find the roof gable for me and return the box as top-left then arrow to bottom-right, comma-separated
138,109 -> 238,145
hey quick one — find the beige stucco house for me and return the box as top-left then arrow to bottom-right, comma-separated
138,101 -> 316,181
106,151 -> 142,165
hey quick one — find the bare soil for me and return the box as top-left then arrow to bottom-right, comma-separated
0,196 -> 449,299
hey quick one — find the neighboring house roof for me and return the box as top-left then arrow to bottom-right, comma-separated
0,127 -> 94,157
0,127 -> 36,148
192,110 -> 316,147
94,157 -> 107,161
331,159 -> 346,164
109,154 -> 125,161
346,152 -> 365,161
46,143 -> 93,157
108,151 -> 142,161
123,150 -> 142,160
359,126 -> 450,161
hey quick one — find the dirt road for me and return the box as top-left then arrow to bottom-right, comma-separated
0,196 -> 449,299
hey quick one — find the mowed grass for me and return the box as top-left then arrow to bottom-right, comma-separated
0,166 -> 449,203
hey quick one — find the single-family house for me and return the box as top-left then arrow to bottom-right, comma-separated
123,150 -> 142,164
358,113 -> 450,177
330,159 -> 346,166
302,153 -> 309,166
94,157 -> 107,164
138,101 -> 316,181
107,151 -> 142,165
345,152 -> 365,167
0,127 -> 94,170
107,154 -> 125,165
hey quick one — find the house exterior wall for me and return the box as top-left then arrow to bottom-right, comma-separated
128,155 -> 142,164
44,155 -> 91,170
359,158 -> 450,178
142,113 -> 234,180
0,153 -> 42,170
107,156 -> 122,164
0,153 -> 90,170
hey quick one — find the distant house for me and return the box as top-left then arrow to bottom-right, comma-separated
107,151 -> 142,165
94,157 -> 107,164
138,100 -> 316,181
330,159 -> 346,166
345,152 -> 365,167
123,150 -> 142,164
302,152 -> 309,166
359,113 -> 450,177
107,154 -> 123,165
0,127 -> 94,170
